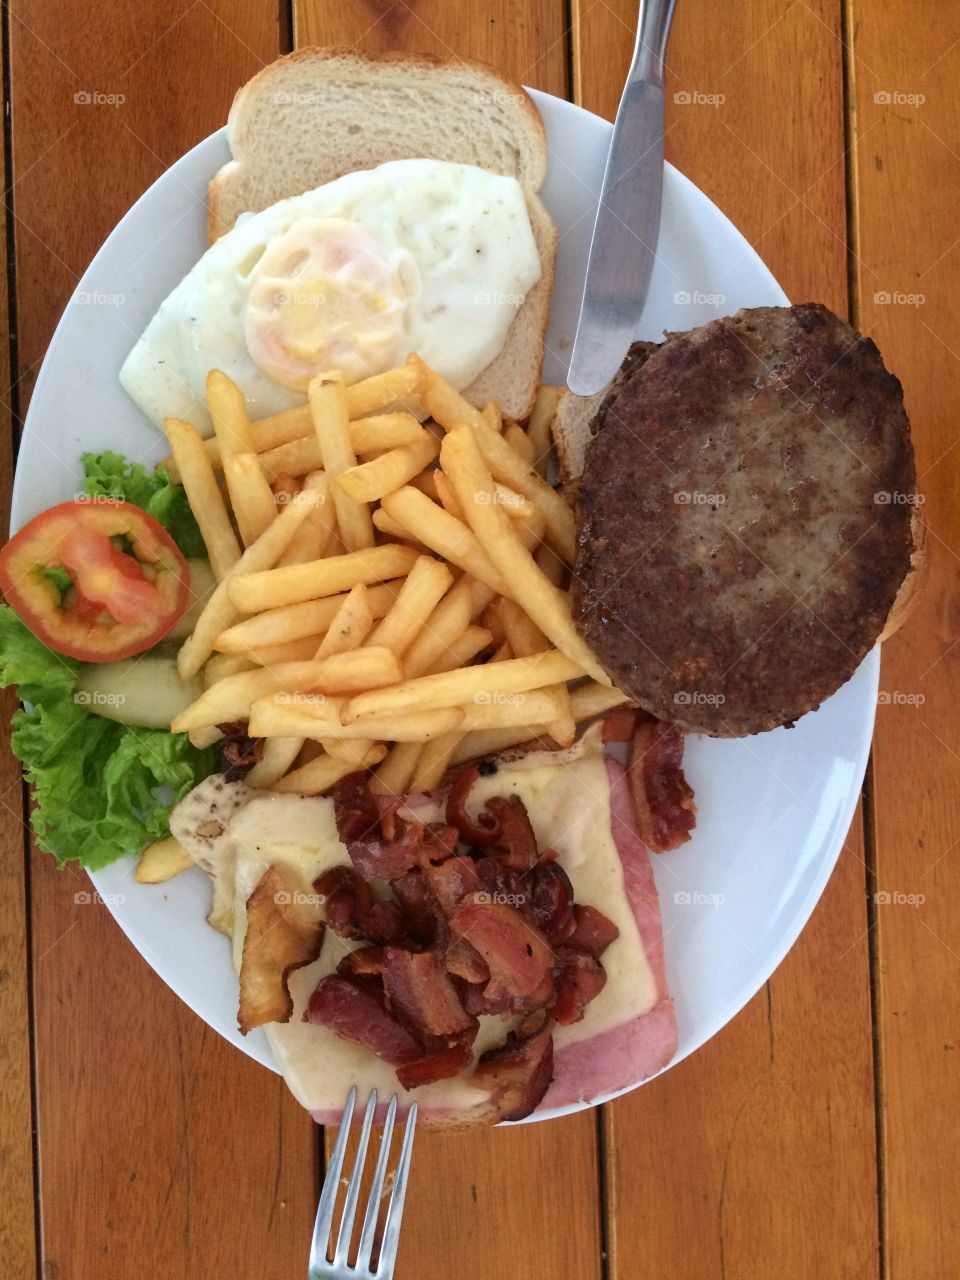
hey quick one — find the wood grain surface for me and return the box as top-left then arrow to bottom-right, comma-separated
1,1 -> 956,1278
847,4 -> 960,1274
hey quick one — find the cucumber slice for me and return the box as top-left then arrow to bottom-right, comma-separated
168,558 -> 216,641
75,655 -> 203,730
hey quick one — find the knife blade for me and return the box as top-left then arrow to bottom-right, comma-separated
567,0 -> 676,397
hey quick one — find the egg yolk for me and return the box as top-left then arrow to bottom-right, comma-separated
244,217 -> 410,391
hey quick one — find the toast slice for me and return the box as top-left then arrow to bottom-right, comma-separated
209,48 -> 557,421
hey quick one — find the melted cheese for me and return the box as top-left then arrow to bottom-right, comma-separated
215,740 -> 656,1114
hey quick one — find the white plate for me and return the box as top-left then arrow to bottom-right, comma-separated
12,90 -> 877,1113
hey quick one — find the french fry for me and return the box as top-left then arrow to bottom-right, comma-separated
380,487 -> 505,594
249,698 -> 464,743
164,417 -> 241,577
457,686 -> 565,732
270,745 -> 387,796
472,421 -> 576,563
402,575 -> 476,678
309,371 -> 374,551
416,359 -> 486,430
344,357 -> 423,419
315,584 -> 376,658
499,597 -> 575,746
177,476 -> 325,679
257,434 -> 324,483
441,426 -> 610,685
337,433 -> 440,504
189,725 -> 224,749
214,581 -> 400,652
341,650 -> 583,723
245,736 -> 304,789
527,384 -> 560,477
135,835 -> 193,884
481,401 -> 502,433
504,422 -> 535,465
207,369 -> 255,456
409,470 -> 441,502
368,556 -> 454,657
245,636 -> 327,666
350,413 -> 425,455
228,543 -> 419,613
450,725 -> 551,766
406,732 -> 461,793
371,508 -> 431,552
276,472 -> 337,566
370,741 -> 424,797
172,647 -> 403,734
422,625 -> 493,675
535,540 -> 567,587
223,452 -> 278,546
204,652 -> 256,686
568,682 -> 631,720
434,470 -> 466,521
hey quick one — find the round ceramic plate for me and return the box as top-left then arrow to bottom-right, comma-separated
12,89 -> 877,1116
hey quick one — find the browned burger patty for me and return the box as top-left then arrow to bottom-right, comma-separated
572,304 -> 918,736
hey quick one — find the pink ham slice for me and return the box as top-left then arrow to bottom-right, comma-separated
308,755 -> 677,1125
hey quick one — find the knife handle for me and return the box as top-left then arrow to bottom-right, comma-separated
630,0 -> 677,87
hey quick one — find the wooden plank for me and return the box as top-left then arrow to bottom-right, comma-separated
846,6 -> 960,1274
572,2 -> 880,1275
9,5 -> 319,1277
0,4 -> 37,1271
293,7 -> 603,1280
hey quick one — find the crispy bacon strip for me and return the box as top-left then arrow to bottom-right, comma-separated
397,1042 -> 474,1091
627,720 -> 697,852
567,904 -> 620,958
305,974 -> 421,1066
381,947 -> 476,1039
601,707 -> 640,743
527,863 -> 575,944
449,899 -> 554,1000
471,1023 -> 555,1122
486,795 -> 539,870
314,866 -> 374,940
238,865 -> 324,1034
446,765 -> 501,845
549,952 -> 607,1025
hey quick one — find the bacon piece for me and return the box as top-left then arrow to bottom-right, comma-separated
568,904 -> 620,959
472,1023 -> 555,1121
218,721 -> 265,780
486,795 -> 539,870
238,865 -> 324,1034
422,823 -> 460,861
527,863 -> 576,944
441,936 -> 490,984
361,900 -> 409,945
332,771 -> 382,845
473,858 -> 530,913
396,1041 -> 474,1091
381,947 -> 476,1039
305,974 -> 421,1066
449,900 -> 554,1000
549,952 -> 607,1025
337,946 -> 385,978
424,856 -> 482,916
446,765 -> 501,846
351,817 -> 430,882
315,866 -> 374,940
391,870 -> 440,944
627,720 -> 697,852
601,707 -> 640,743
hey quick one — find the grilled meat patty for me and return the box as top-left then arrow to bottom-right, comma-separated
572,304 -> 918,736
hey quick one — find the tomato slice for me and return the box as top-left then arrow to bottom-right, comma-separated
0,500 -> 190,661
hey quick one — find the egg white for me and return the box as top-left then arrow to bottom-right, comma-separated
119,159 -> 542,433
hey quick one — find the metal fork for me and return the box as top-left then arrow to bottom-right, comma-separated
308,1088 -> 418,1279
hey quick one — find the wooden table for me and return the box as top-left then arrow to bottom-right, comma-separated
2,2 -> 957,1276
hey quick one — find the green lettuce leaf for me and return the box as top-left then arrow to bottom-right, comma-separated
0,606 -> 216,869
81,450 -> 206,558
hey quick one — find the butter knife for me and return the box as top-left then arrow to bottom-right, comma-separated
566,0 -> 677,396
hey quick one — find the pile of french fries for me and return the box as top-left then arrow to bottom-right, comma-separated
154,353 -> 628,813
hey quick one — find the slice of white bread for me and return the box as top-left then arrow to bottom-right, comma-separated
209,47 -> 557,421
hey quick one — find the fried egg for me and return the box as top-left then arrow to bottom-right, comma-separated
119,159 -> 542,432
